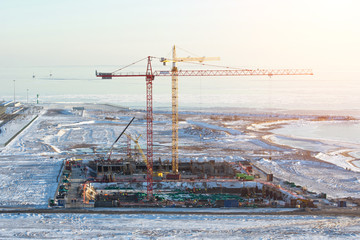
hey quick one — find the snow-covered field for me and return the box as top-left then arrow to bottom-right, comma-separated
1,103 -> 360,206
0,114 -> 38,147
0,156 -> 61,207
0,213 -> 359,239
0,103 -> 360,238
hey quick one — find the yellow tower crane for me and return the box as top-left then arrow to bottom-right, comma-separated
160,45 -> 220,173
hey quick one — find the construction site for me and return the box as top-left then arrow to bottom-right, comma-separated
47,46 -> 322,209
60,153 -> 320,208
2,46 -> 358,211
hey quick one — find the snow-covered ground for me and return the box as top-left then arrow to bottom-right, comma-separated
0,213 -> 359,239
1,103 -> 360,237
0,103 -> 360,205
256,158 -> 360,199
264,119 -> 360,172
0,114 -> 38,147
251,119 -> 360,197
0,155 -> 61,207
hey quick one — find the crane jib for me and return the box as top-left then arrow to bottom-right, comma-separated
96,69 -> 313,78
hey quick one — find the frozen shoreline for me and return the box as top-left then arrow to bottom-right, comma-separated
253,119 -> 360,173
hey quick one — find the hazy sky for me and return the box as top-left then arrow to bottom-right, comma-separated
1,0 -> 360,81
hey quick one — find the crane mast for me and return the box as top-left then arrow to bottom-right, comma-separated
171,46 -> 179,173
96,57 -> 155,199
145,56 -> 154,199
163,45 -> 221,174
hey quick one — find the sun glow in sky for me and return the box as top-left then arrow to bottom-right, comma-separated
0,0 -> 360,82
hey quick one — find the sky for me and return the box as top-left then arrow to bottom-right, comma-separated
0,0 -> 360,82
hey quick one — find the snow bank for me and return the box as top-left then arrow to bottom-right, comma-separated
0,115 -> 38,146
316,151 -> 360,172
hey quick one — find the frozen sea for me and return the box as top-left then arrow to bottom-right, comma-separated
272,120 -> 360,146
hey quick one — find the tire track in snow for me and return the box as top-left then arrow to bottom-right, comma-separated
60,128 -> 72,143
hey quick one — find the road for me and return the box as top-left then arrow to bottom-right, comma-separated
65,163 -> 88,208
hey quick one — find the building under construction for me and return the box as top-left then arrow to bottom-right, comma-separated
74,156 -> 313,209
52,47 -> 315,209
91,158 -> 237,181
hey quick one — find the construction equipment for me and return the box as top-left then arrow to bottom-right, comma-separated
126,133 -> 164,179
126,134 -> 132,158
95,47 -> 314,197
106,117 -> 135,160
125,133 -> 147,165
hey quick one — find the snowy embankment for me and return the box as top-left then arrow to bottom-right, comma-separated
256,158 -> 360,199
270,120 -> 360,170
316,151 -> 360,172
265,133 -> 360,173
0,213 -> 359,239
0,115 -> 38,147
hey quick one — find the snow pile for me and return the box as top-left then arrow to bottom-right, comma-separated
316,151 -> 360,172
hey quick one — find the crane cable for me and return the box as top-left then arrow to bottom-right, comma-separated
152,56 -> 251,71
110,55 -> 252,75
164,45 -> 251,70
175,60 -> 253,70
111,57 -> 148,74
176,46 -> 201,57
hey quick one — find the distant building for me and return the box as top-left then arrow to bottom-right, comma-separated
73,107 -> 85,111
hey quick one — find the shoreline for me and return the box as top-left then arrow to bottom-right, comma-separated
249,118 -> 360,170
6,101 -> 360,118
